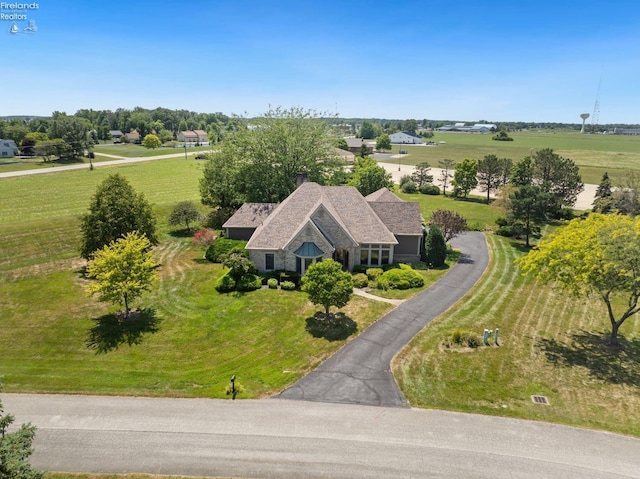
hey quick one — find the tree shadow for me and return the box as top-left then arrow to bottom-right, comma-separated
86,308 -> 161,354
305,312 -> 358,341
536,330 -> 640,386
168,229 -> 194,238
457,253 -> 475,265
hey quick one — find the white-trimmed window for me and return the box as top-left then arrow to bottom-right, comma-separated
359,244 -> 392,266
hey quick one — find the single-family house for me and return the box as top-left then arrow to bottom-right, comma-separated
109,130 -> 124,142
0,139 -> 19,158
344,138 -> 373,155
125,131 -> 141,144
178,130 -> 209,145
223,182 -> 423,274
389,131 -> 423,144
333,147 -> 356,163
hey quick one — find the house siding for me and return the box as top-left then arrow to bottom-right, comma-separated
226,227 -> 256,241
393,235 -> 421,263
283,223 -> 334,272
310,207 -> 356,270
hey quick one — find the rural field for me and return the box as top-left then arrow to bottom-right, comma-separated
392,129 -> 640,185
1,132 -> 639,437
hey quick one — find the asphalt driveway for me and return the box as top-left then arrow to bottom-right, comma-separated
276,231 -> 489,407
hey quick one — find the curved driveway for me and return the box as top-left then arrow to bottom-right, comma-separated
277,231 -> 489,407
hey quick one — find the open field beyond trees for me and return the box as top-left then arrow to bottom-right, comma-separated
391,129 -> 640,185
1,152 -> 639,436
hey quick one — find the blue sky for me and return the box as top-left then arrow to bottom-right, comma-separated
2,0 -> 639,123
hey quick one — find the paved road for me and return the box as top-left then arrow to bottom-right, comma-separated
4,394 -> 640,479
277,232 -> 489,407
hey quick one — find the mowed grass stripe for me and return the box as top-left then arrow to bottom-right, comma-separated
394,234 -> 640,437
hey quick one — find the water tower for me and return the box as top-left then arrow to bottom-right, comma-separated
580,113 -> 590,133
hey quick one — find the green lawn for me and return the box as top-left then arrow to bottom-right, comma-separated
393,233 -> 640,437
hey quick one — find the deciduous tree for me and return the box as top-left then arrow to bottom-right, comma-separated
451,158 -> 478,198
142,133 -> 161,149
375,133 -> 391,152
168,201 -> 202,232
86,232 -> 158,319
429,209 -> 468,242
518,214 -> 640,345
347,157 -> 393,196
80,173 -> 157,259
301,259 -> 353,318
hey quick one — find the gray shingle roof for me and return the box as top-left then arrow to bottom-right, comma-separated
368,202 -> 423,236
222,203 -> 278,228
365,187 -> 402,203
246,182 -> 399,250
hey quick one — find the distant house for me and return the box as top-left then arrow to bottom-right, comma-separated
109,130 -> 124,142
177,130 -> 209,145
389,131 -> 423,144
333,147 -> 356,163
223,182 -> 423,274
0,139 -> 19,158
125,131 -> 141,144
344,138 -> 373,155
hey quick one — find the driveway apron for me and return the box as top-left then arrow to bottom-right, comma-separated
276,231 -> 489,407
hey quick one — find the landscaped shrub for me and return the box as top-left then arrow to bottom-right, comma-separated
237,274 -> 262,292
419,184 -> 440,195
449,330 -> 481,348
267,278 -> 278,289
401,180 -> 418,193
280,281 -> 296,291
205,238 -> 248,263
376,267 -> 424,290
398,174 -> 413,187
352,264 -> 368,274
278,271 -> 300,287
352,273 -> 368,288
215,272 -> 236,293
366,267 -> 383,281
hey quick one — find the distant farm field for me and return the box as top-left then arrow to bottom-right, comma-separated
392,130 -> 640,185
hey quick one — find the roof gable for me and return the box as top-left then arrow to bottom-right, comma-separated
365,187 -> 402,203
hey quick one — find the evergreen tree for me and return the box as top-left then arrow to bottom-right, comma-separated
424,225 -> 447,267
80,173 -> 157,259
592,172 -> 614,214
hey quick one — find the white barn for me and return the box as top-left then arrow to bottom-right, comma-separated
389,131 -> 423,144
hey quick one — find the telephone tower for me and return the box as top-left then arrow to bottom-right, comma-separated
590,77 -> 601,133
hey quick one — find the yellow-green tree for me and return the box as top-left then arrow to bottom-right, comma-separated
518,214 -> 640,345
87,232 -> 158,319
142,133 -> 161,149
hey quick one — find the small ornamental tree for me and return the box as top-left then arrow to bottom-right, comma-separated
438,159 -> 455,196
301,259 -> 353,319
429,209 -> 468,242
86,232 -> 158,319
348,157 -> 394,196
423,225 -> 447,268
142,133 -> 161,149
220,248 -> 256,289
0,380 -> 44,479
168,201 -> 202,232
